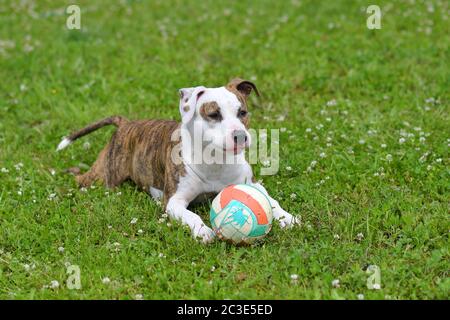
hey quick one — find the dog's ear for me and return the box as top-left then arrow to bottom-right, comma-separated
178,86 -> 206,124
226,78 -> 260,99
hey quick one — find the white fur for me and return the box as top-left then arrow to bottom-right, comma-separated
56,138 -> 71,151
164,85 -> 299,243
150,187 -> 163,201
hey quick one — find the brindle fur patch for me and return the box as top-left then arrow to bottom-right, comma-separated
199,101 -> 222,122
74,119 -> 185,208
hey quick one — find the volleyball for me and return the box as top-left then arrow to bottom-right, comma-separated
210,184 -> 273,245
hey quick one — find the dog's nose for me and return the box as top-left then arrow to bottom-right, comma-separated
232,130 -> 247,145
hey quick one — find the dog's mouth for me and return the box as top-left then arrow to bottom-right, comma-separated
223,145 -> 245,154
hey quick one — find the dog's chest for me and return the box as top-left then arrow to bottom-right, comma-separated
187,162 -> 252,194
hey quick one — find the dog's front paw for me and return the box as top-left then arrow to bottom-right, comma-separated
278,213 -> 300,229
191,221 -> 216,244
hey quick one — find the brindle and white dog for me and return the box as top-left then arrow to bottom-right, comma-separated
57,78 -> 299,243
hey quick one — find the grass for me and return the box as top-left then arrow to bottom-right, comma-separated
0,0 -> 448,300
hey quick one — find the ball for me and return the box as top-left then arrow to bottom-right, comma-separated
210,184 -> 273,245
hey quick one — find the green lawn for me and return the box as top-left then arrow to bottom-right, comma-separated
0,0 -> 448,299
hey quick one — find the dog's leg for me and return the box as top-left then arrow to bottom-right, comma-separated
149,187 -> 163,201
76,146 -> 108,187
251,183 -> 300,228
166,194 -> 215,243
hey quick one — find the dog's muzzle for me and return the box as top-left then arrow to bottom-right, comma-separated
232,130 -> 247,146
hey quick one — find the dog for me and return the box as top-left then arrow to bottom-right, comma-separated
57,78 -> 299,243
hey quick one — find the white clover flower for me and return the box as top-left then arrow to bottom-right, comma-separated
290,193 -> 297,200
158,253 -> 165,258
286,166 -> 292,171
138,229 -> 143,234
102,277 -> 111,284
373,283 -> 381,290
290,274 -> 299,280
211,266 -> 216,272
306,128 -> 312,133
359,139 -> 366,145
331,279 -> 340,288
80,187 -> 87,192
425,97 -> 435,104
333,234 -> 340,240
1,168 -> 9,173
135,294 -> 144,300
280,127 -> 287,132
50,169 -> 56,176
50,280 -> 59,289
399,138 -> 406,144
357,294 -> 365,300
47,193 -> 57,201
83,142 -> 91,150
435,158 -> 442,163
326,99 -> 337,107
386,154 -> 393,162
130,218 -> 138,224
23,264 -> 31,271
381,144 -> 387,148
319,152 -> 326,158
23,44 -> 34,53
356,233 -> 364,241
58,246 -> 65,253
419,137 -> 426,142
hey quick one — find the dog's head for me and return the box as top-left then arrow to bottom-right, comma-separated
178,78 -> 259,155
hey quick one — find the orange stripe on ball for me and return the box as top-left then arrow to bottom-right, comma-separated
220,185 -> 268,225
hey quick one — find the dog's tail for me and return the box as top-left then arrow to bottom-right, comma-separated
56,115 -> 128,151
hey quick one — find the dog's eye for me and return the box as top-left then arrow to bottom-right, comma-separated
238,110 -> 248,117
207,112 -> 221,120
